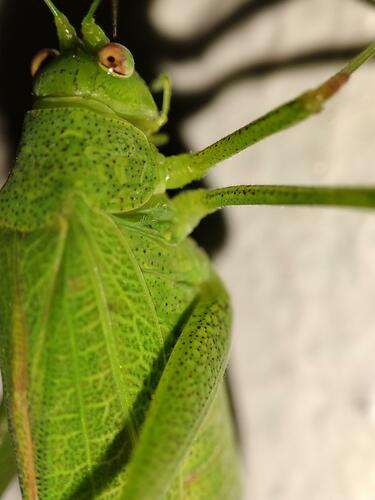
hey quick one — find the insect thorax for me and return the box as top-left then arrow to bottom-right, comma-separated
0,107 -> 166,231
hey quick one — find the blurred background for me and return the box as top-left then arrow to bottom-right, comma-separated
1,0 -> 375,499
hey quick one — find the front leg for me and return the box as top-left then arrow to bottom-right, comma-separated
120,274 -> 231,500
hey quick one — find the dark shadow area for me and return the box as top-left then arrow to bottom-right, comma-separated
66,421 -> 131,499
359,0 -> 375,6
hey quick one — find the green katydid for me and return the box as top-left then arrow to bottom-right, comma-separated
1,1 -> 375,499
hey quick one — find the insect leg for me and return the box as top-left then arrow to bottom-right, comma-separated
0,402 -> 17,496
164,41 -> 375,189
120,275 -> 231,500
151,73 -> 172,129
170,185 -> 375,240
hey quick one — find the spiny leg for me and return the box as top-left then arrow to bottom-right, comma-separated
164,41 -> 375,189
170,185 -> 375,240
120,275 -> 231,500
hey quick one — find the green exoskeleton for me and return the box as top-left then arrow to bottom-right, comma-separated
1,1 -> 375,498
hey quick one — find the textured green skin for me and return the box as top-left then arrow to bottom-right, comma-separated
0,108 -> 165,231
0,105 -> 240,498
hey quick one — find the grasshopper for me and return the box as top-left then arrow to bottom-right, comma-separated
1,1 -> 375,499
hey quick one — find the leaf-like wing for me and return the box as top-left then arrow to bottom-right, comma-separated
0,198 -> 239,498
0,199 -> 210,498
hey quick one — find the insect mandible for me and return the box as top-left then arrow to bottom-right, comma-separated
1,1 -> 375,499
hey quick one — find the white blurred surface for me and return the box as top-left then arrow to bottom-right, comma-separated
2,0 -> 375,499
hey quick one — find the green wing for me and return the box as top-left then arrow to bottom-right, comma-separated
0,222 -> 68,498
0,198 -> 239,498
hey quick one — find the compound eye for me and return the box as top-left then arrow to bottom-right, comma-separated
98,43 -> 134,77
31,48 -> 60,78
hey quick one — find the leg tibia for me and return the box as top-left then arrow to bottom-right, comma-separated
171,185 -> 375,240
203,185 -> 375,209
165,41 -> 375,189
119,276 -> 231,500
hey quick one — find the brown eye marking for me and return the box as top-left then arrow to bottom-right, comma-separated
98,43 -> 135,77
31,48 -> 60,78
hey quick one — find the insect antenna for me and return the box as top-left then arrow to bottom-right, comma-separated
42,0 -> 78,50
43,0 -> 59,16
82,0 -> 110,50
112,0 -> 119,39
85,0 -> 103,20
